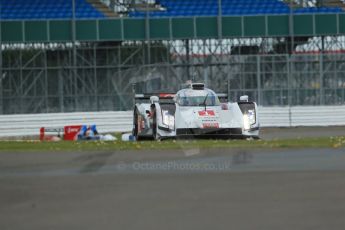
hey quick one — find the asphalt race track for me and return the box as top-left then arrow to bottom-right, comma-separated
260,126 -> 345,140
1,127 -> 345,230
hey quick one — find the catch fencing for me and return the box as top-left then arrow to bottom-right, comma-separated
0,106 -> 344,137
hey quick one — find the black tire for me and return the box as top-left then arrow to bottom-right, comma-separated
152,109 -> 159,140
133,108 -> 139,140
252,135 -> 260,140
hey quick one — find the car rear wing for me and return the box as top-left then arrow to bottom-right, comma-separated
217,93 -> 228,102
217,93 -> 227,98
135,93 -> 176,103
135,93 -> 228,103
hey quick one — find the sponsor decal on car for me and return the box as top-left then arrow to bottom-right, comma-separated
198,110 -> 215,117
159,93 -> 175,98
202,123 -> 219,128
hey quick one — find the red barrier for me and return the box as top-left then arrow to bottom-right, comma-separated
39,127 -> 45,141
39,127 -> 64,141
63,125 -> 83,141
40,125 -> 96,141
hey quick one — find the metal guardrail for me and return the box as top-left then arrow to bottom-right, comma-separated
259,106 -> 345,127
0,106 -> 344,137
0,111 -> 133,137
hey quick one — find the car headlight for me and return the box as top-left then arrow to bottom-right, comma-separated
243,114 -> 250,130
162,110 -> 175,128
243,109 -> 256,130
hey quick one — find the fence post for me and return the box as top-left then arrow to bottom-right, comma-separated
0,20 -> 2,115
256,55 -> 262,105
132,83 -> 136,109
319,53 -> 324,105
287,54 -> 292,127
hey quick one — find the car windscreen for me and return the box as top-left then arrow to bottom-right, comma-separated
177,94 -> 220,106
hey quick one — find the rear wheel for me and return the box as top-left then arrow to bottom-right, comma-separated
152,109 -> 160,140
133,108 -> 140,140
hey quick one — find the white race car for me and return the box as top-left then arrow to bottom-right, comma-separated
133,83 -> 259,140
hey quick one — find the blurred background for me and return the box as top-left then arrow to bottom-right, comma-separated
0,0 -> 345,114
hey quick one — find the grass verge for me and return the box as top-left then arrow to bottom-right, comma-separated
0,136 -> 345,152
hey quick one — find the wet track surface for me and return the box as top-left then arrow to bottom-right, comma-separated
1,127 -> 345,230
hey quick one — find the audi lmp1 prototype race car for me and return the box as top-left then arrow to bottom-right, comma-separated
133,83 -> 259,140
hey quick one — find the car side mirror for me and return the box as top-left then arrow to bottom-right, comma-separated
150,96 -> 159,104
240,95 -> 249,102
